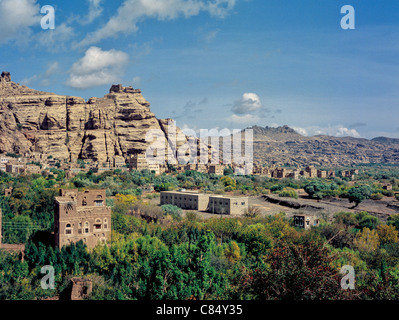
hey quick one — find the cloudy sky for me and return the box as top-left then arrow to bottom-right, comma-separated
1,0 -> 398,139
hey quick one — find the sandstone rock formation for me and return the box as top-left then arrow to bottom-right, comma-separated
0,72 -> 213,164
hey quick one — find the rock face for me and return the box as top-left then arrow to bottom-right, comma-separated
0,72 -> 211,164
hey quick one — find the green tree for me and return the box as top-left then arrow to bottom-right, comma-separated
347,185 -> 373,208
304,180 -> 337,199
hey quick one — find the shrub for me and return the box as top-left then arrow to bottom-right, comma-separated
278,187 -> 298,199
244,206 -> 262,218
5,152 -> 19,158
161,204 -> 183,221
270,185 -> 284,193
376,224 -> 399,245
381,189 -> 394,197
370,193 -> 383,200
304,180 -> 337,199
356,211 -> 380,230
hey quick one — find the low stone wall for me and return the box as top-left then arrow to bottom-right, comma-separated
262,194 -> 324,211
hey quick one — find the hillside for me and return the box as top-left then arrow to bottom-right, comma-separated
247,125 -> 399,167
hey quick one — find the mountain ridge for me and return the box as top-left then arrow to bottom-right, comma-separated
241,124 -> 399,167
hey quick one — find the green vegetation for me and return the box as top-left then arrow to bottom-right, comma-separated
278,187 -> 298,199
1,165 -> 399,300
347,185 -> 373,207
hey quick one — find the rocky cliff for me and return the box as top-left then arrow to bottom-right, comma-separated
0,72 -> 212,164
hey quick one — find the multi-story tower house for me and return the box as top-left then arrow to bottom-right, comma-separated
54,189 -> 111,249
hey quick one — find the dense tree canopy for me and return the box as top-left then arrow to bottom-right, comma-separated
0,166 -> 399,300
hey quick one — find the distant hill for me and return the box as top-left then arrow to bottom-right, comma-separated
220,125 -> 399,167
371,137 -> 399,144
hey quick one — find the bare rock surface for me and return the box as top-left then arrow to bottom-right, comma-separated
0,72 -> 212,163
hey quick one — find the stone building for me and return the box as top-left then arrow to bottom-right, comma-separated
70,277 -> 92,300
148,163 -> 161,175
305,166 -> 318,178
4,187 -> 12,197
160,191 -> 210,211
293,214 -> 320,230
287,169 -> 300,180
272,168 -> 286,179
208,164 -> 225,175
208,195 -> 248,215
160,191 -> 249,215
54,189 -> 111,249
317,170 -> 327,178
184,164 -> 197,171
5,163 -> 24,174
129,153 -> 148,171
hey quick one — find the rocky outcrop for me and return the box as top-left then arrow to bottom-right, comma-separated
0,72 -> 213,164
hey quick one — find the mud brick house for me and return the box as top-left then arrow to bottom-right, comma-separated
54,189 -> 111,249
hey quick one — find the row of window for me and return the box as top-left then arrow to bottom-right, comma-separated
63,237 -> 107,245
65,219 -> 108,234
82,200 -> 104,207
161,195 -> 198,202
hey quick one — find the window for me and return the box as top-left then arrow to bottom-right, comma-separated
65,203 -> 73,214
94,200 -> 103,207
84,221 -> 89,233
104,218 -> 108,229
94,219 -> 102,230
65,223 -> 72,235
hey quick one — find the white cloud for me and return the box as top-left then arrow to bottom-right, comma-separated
226,92 -> 265,125
229,114 -> 260,124
44,62 -> 60,76
207,0 -> 236,18
82,0 -> 103,24
21,61 -> 61,86
66,46 -> 129,89
292,125 -> 361,138
203,29 -> 219,44
292,126 -> 308,136
36,23 -> 75,52
76,0 -> 237,47
232,93 -> 262,114
0,0 -> 41,43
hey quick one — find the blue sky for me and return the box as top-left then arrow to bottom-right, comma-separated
0,0 -> 398,139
